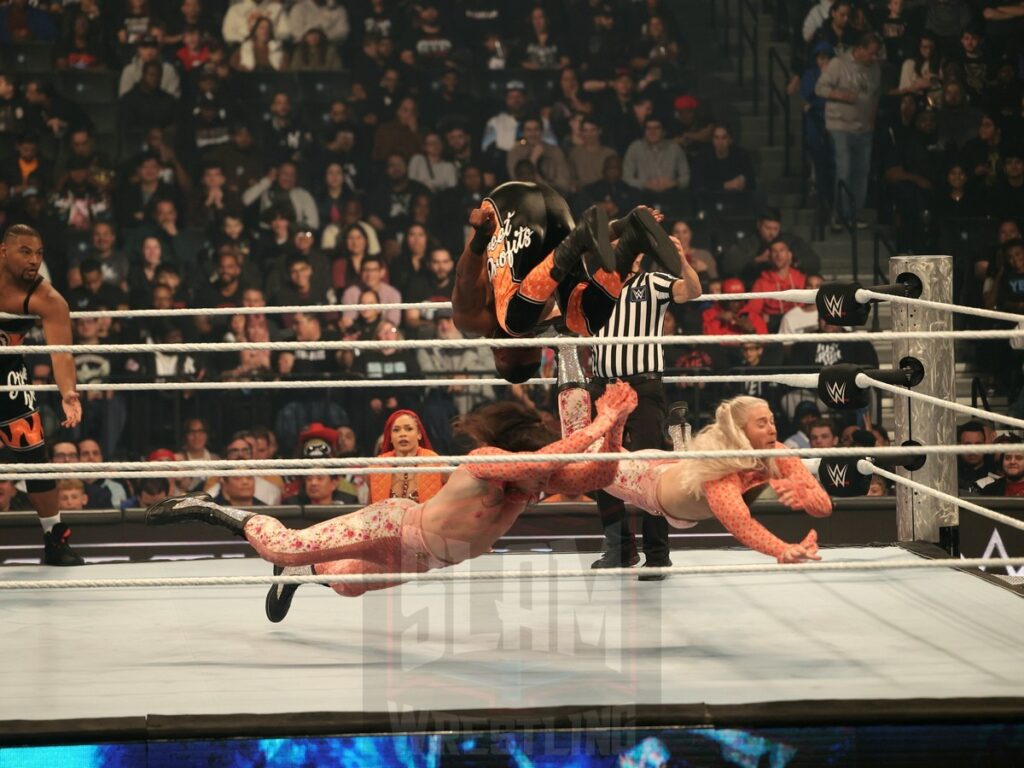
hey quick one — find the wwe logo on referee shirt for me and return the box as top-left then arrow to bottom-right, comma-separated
629,283 -> 648,302
824,380 -> 848,405
822,293 -> 845,319
825,462 -> 849,489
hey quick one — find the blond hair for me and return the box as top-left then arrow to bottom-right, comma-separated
57,479 -> 84,492
677,395 -> 782,499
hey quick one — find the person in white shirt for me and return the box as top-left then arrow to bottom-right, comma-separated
408,132 -> 457,192
222,0 -> 290,44
783,401 -> 822,450
778,273 -> 824,340
288,0 -> 349,42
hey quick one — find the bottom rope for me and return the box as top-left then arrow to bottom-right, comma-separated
1,557 -> 1022,590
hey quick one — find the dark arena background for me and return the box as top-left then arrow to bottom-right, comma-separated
2,0 -> 1024,765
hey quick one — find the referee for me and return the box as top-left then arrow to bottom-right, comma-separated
590,238 -> 701,579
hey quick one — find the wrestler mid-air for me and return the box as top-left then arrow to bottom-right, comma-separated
452,180 -> 683,383
147,382 -> 638,621
555,347 -> 833,564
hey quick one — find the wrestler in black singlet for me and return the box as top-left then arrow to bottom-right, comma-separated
0,276 -> 46,455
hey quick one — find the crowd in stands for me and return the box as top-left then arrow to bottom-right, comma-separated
0,0 -> 1021,509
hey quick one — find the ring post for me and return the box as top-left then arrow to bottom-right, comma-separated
889,255 -> 956,544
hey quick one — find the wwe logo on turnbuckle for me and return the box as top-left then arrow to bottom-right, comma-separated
822,293 -> 845,319
824,380 -> 848,405
825,462 -> 849,489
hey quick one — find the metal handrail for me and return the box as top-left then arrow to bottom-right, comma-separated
873,229 -> 897,285
871,229 -> 901,332
971,376 -> 993,414
836,179 -> 860,283
735,0 -> 760,114
767,46 -> 792,176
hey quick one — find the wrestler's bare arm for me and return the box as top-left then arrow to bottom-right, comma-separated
30,282 -> 81,428
452,207 -> 498,336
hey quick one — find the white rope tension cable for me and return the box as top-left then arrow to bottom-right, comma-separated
0,287 -> 827,323
6,329 -> 1024,356
2,443 -> 1021,482
2,556 -> 1022,590
0,372 -> 821,394
864,462 -> 1024,535
858,288 -> 1024,327
859,374 -> 1024,431
0,301 -> 452,321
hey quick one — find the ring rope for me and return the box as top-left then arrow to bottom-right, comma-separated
0,288 -> 828,323
0,301 -> 452,321
7,329 -> 1024,356
857,288 -> 1024,326
858,373 -> 1024,431
0,373 -> 822,394
863,461 -> 1024,534
1,556 -> 1022,590
2,444 -> 1019,479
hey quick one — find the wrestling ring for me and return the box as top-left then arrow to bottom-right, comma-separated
1,255 -> 1024,766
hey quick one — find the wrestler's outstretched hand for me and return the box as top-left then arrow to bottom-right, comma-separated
777,530 -> 821,564
468,205 -> 498,235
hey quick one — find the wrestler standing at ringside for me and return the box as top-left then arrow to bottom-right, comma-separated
452,180 -> 684,383
147,382 -> 638,621
0,224 -> 84,565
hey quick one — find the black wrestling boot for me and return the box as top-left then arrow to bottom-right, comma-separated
265,564 -> 313,623
591,542 -> 641,569
638,554 -> 673,582
43,523 -> 85,566
612,207 -> 682,278
145,493 -> 254,537
551,205 -> 614,280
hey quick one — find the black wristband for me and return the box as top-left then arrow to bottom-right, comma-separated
470,227 -> 492,255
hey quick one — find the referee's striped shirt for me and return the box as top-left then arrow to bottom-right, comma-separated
593,271 -> 677,378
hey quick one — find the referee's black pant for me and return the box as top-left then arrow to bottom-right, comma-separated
589,376 -> 670,561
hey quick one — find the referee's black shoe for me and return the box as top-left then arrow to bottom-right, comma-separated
612,207 -> 683,278
552,205 -> 614,280
638,554 -> 673,582
591,546 -> 640,569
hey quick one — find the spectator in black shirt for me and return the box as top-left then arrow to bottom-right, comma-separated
261,91 -> 314,172
364,153 -> 429,234
69,259 -> 129,310
580,154 -> 639,222
116,152 -> 180,230
205,122 -> 265,199
993,147 -> 1024,221
197,246 -> 245,308
692,123 -> 757,215
958,419 -> 996,492
118,61 -> 179,149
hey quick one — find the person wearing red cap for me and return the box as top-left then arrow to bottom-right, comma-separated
701,278 -> 768,338
369,410 -> 444,504
147,383 -> 637,622
671,94 -> 714,159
